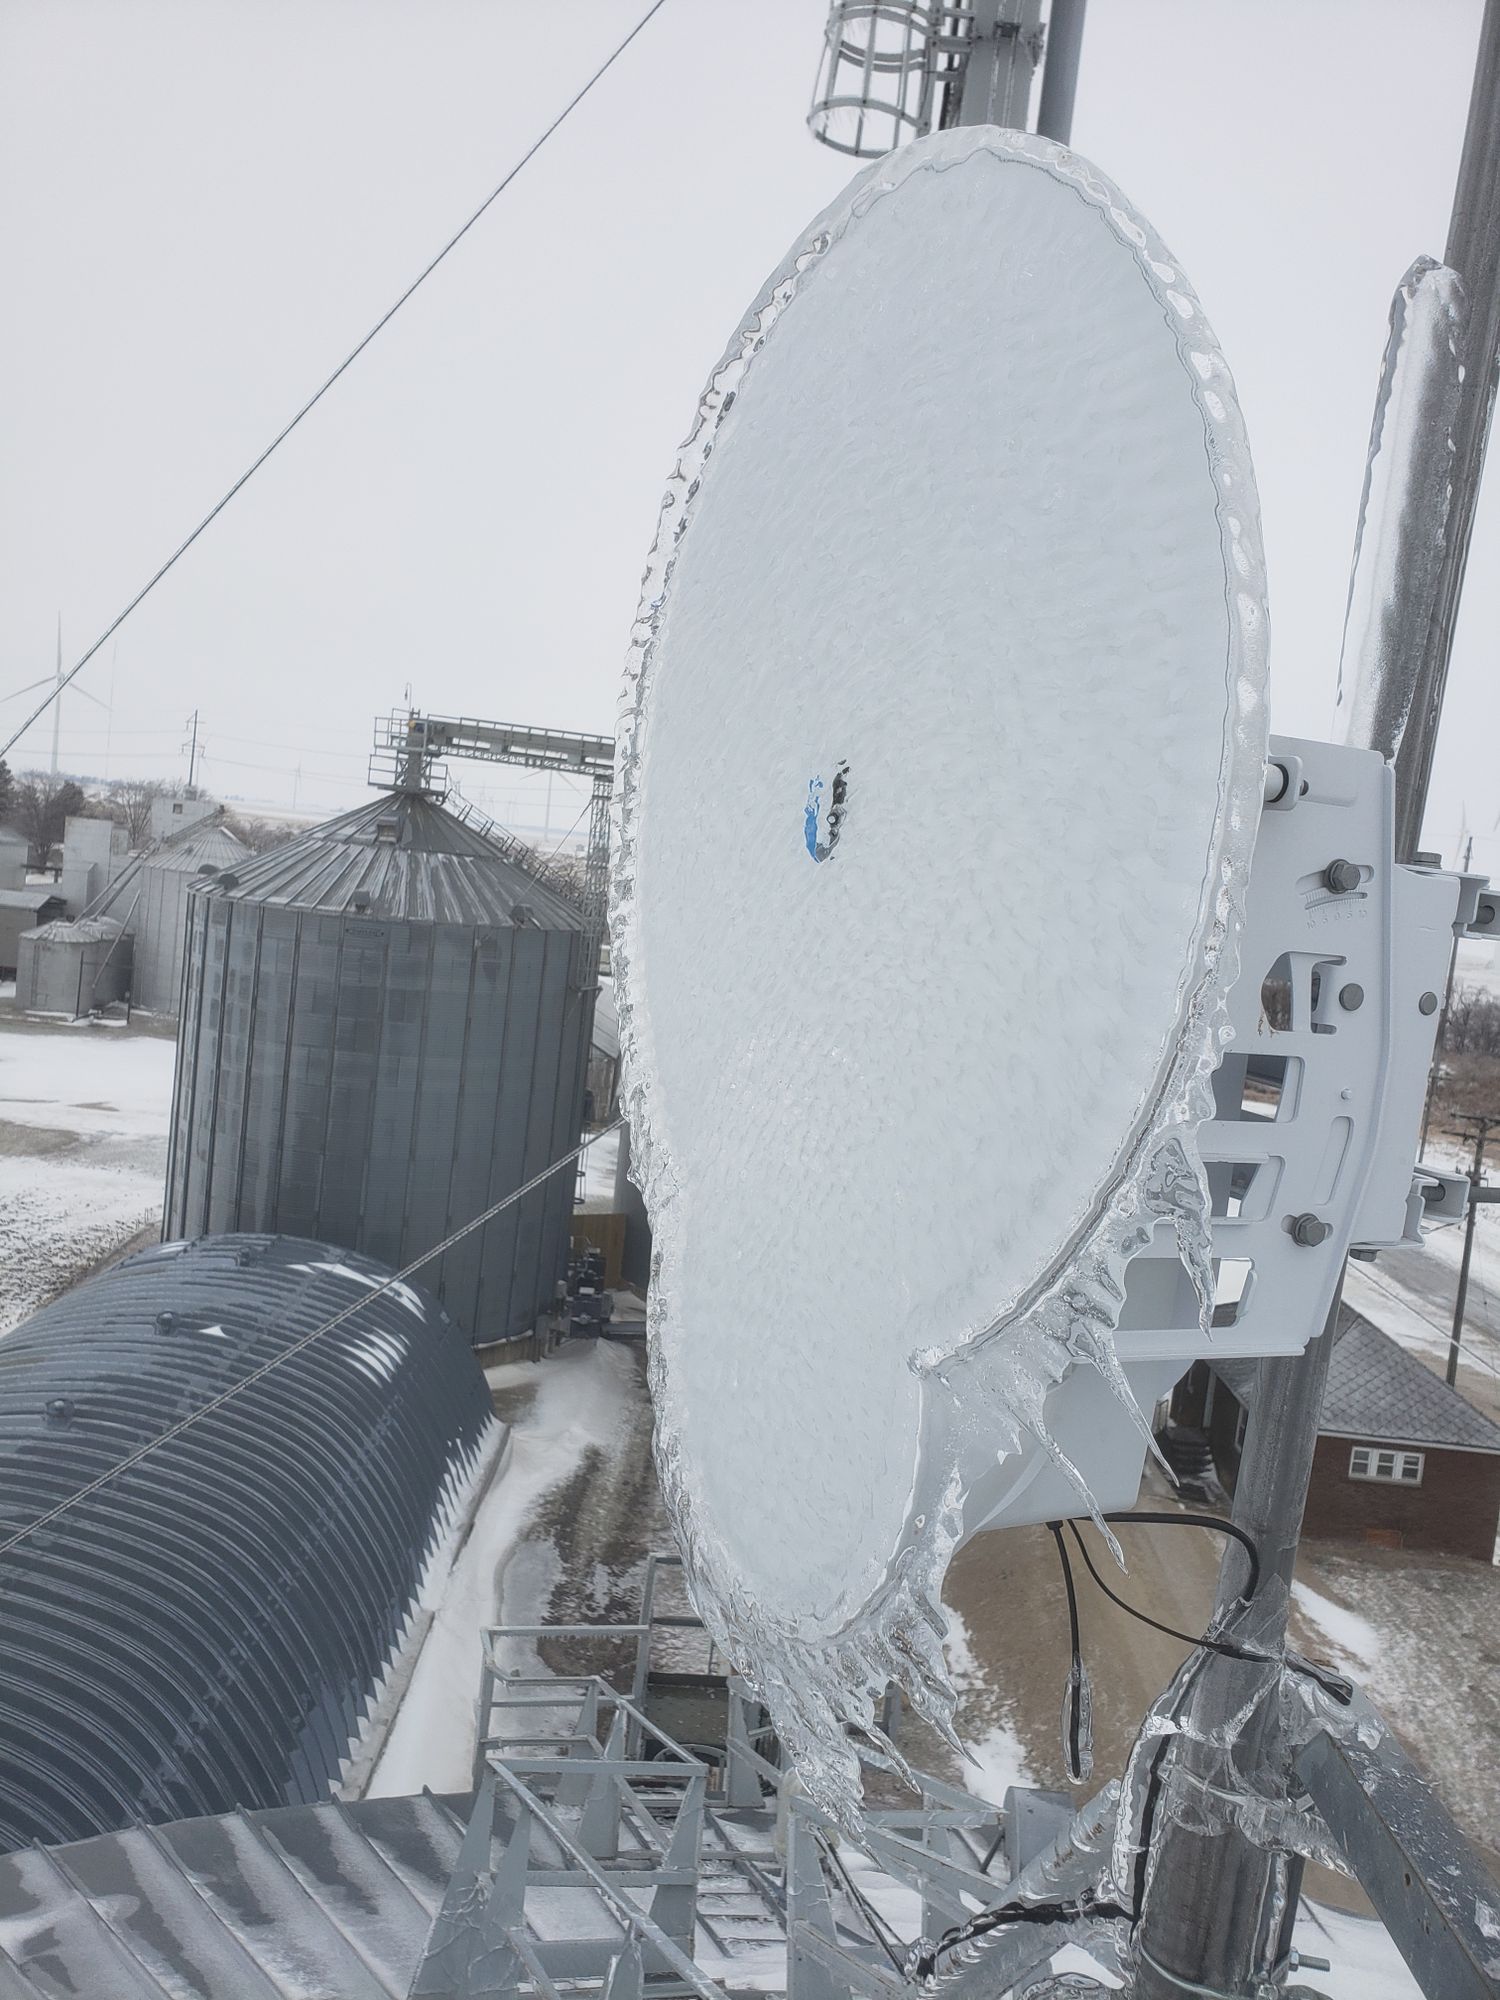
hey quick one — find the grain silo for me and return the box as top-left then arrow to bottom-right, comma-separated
91,816 -> 249,1015
0,1232 -> 500,1850
165,791 -> 591,1345
16,916 -> 132,1018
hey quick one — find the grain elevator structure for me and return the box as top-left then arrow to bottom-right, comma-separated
165,790 -> 592,1345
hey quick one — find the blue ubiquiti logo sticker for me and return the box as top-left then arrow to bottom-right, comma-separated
804,762 -> 849,863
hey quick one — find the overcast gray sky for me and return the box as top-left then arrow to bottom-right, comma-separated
1,0 -> 1494,858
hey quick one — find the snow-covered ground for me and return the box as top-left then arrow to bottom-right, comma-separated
0,1016 -> 176,1332
368,1339 -> 638,1797
943,1604 -> 1034,1805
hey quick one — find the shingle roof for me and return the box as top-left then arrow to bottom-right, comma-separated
1321,1306 -> 1500,1454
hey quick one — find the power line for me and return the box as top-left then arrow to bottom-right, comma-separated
539,797 -> 593,864
0,0 -> 671,765
0,1119 -> 623,1563
1351,1261 -> 1500,1385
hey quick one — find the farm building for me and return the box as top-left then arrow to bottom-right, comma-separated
1167,1306 -> 1500,1562
0,890 -> 65,976
89,816 -> 249,1014
16,916 -> 132,1017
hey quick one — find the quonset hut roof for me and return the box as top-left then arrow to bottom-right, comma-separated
0,1234 -> 500,1851
0,1792 -> 481,1996
192,791 -> 584,928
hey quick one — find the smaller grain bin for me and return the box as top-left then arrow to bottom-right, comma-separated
16,916 -> 133,1017
166,792 -> 592,1345
91,817 -> 249,1015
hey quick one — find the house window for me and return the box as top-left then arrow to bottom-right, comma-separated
1349,1447 -> 1424,1485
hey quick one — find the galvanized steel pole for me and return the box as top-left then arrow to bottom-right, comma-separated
1035,0 -> 1087,144
952,0 -> 1044,134
1391,0 -> 1500,861
1131,1299 -> 1340,1999
1135,5 -> 1500,1992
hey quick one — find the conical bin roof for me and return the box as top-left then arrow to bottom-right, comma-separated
196,792 -> 583,929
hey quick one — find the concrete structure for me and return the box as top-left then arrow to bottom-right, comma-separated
91,817 -> 248,1013
166,791 -> 592,1345
0,829 -> 28,893
1169,1307 -> 1500,1561
149,792 -> 217,842
58,813 -> 128,913
0,889 -> 64,975
0,1232 -> 499,1851
16,916 -> 132,1017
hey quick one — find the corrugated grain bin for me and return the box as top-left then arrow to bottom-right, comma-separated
0,1232 -> 501,1850
166,792 -> 591,1345
91,819 -> 249,1014
17,916 -> 132,1017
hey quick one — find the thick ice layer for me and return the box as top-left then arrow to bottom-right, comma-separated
1335,256 -> 1464,760
612,129 -> 1268,1822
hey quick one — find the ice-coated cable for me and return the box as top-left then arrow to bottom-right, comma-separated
0,1119 -> 622,1559
1064,1523 -> 1350,1704
0,0 -> 672,761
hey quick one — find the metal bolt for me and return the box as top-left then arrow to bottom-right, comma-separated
1290,1212 -> 1331,1247
1338,983 -> 1364,1011
1323,858 -> 1361,895
1419,991 -> 1439,1016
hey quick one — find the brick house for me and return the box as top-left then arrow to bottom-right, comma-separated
1166,1306 -> 1500,1563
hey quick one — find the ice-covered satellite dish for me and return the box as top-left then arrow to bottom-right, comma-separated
612,127 -> 1268,1819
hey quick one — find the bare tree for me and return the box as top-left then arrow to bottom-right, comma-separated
9,773 -> 88,869
107,777 -> 164,849
222,813 -> 304,853
539,849 -> 587,905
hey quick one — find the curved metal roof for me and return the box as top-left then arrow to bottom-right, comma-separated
0,1791 -> 479,1996
191,792 -> 583,929
141,823 -> 249,877
90,820 -> 249,918
0,1233 -> 500,1851
23,916 -> 127,945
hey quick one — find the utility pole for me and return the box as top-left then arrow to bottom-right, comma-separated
50,616 -> 62,777
1420,829 -> 1474,1156
183,710 -> 200,795
1134,3 -> 1500,1993
1447,1111 -> 1500,1386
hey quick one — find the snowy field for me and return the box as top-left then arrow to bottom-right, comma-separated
0,1014 -> 176,1333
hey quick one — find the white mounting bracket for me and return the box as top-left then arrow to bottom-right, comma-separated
963,735 -> 1468,1536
